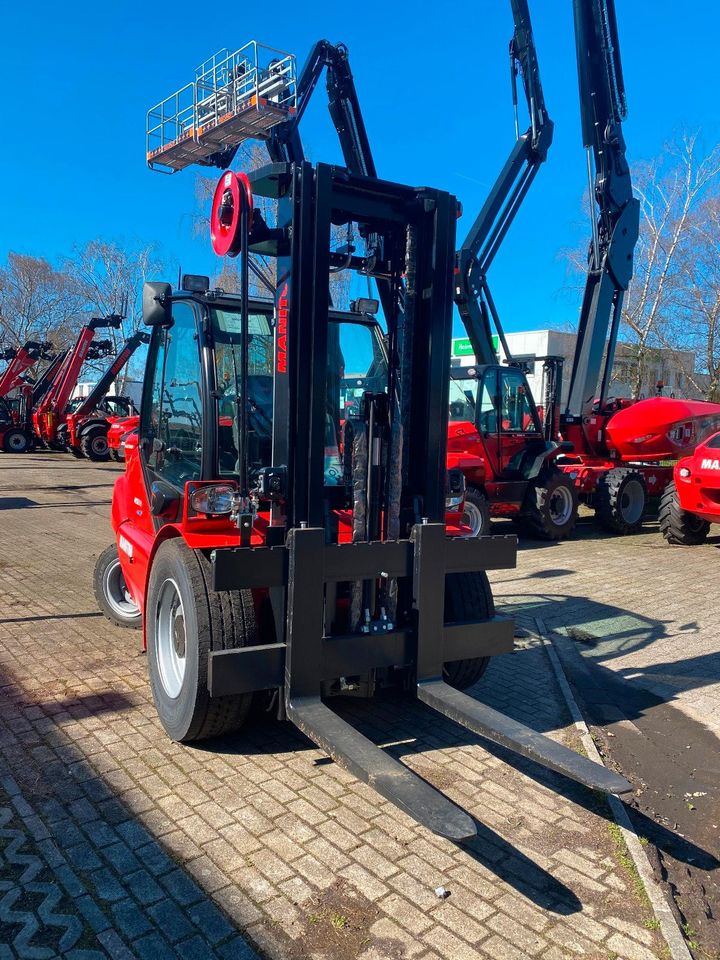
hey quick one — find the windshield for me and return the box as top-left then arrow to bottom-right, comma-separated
211,307 -> 274,480
210,306 -> 388,486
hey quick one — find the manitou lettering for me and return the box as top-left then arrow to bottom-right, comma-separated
701,458 -> 720,470
277,284 -> 288,374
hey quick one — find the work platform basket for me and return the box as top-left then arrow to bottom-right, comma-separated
146,42 -> 297,173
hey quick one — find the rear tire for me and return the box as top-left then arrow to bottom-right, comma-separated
462,487 -> 491,537
146,539 -> 257,742
3,428 -> 33,453
93,544 -> 142,629
443,571 -> 494,690
658,481 -> 710,545
81,426 -> 110,461
108,448 -> 123,462
596,467 -> 647,534
517,470 -> 578,540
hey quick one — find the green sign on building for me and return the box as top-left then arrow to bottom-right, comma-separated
451,335 -> 499,359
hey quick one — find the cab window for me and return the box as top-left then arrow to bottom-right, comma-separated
500,368 -> 541,433
143,302 -> 203,488
448,380 -> 475,422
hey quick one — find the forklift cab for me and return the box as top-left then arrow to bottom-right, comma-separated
139,291 -> 389,503
449,364 -> 545,479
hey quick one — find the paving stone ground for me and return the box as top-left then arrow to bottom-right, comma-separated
490,511 -> 720,738
0,453 -> 674,959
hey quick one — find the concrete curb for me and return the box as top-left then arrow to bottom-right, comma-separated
534,616 -> 693,960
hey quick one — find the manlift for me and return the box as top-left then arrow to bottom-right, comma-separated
95,27 -> 630,841
66,329 -> 150,461
555,0 -> 720,533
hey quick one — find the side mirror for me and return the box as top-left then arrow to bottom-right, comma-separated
143,282 -> 172,327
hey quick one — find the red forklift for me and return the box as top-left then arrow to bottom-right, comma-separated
554,0 -> 720,532
66,328 -> 149,460
94,36 -> 628,840
446,0 -> 578,540
32,317 -> 120,450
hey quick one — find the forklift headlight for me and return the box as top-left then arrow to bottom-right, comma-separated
678,467 -> 691,479
190,484 -> 236,515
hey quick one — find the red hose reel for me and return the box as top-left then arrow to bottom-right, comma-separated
210,170 -> 253,257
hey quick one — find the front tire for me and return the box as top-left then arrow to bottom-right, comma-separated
462,487 -> 491,537
517,470 -> 578,540
595,467 -> 647,534
443,571 -> 493,690
3,428 -> 33,453
93,544 -> 142,629
108,447 -> 123,462
658,482 -> 710,545
146,539 -> 257,742
81,426 -> 110,461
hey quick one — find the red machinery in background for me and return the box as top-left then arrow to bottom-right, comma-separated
0,340 -> 54,398
553,3 -> 720,532
658,430 -> 720,545
107,415 -> 140,461
65,330 -> 149,460
32,317 -> 120,450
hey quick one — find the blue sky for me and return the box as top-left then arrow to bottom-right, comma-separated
1,1 -> 717,335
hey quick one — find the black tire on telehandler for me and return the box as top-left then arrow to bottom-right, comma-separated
462,487 -> 491,538
658,481 -> 710,546
2,428 -> 33,453
517,470 -> 578,541
442,571 -> 493,690
146,539 -> 259,743
108,448 -> 123,462
595,467 -> 647,534
80,426 -> 110,461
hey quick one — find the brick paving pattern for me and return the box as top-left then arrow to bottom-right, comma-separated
0,454 -> 671,959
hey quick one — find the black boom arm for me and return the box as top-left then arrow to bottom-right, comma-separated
454,0 -> 553,366
563,0 -> 640,424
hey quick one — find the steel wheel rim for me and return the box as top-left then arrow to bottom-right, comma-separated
462,501 -> 485,537
548,485 -> 574,527
103,557 -> 139,620
91,435 -> 108,456
8,433 -> 27,452
156,578 -> 187,699
620,479 -> 645,525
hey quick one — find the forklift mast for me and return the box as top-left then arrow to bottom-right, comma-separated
0,340 -> 54,397
70,330 -> 150,421
562,0 -> 639,434
454,0 -> 553,366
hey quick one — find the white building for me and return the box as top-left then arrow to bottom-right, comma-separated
450,330 -> 702,406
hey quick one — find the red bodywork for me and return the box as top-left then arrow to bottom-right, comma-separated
673,431 -> 720,525
0,345 -> 43,397
556,397 -> 720,497
107,415 -> 140,456
113,442 -> 469,644
33,327 -> 98,446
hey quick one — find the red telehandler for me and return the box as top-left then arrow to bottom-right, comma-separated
66,329 -> 150,460
0,340 -> 54,398
32,317 -> 120,450
554,0 -> 720,533
94,36 -> 628,841
659,430 -> 720,545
